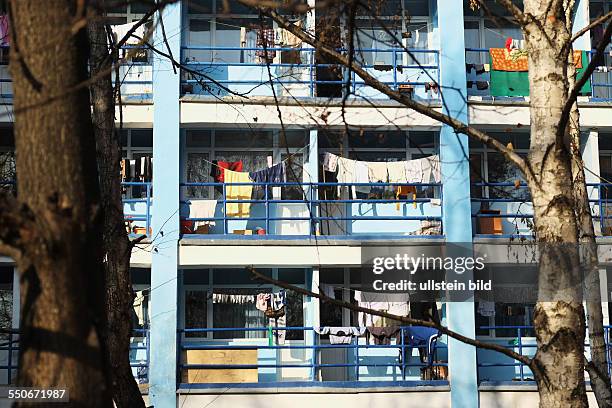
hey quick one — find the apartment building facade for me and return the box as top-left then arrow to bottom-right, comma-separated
1,0 -> 612,407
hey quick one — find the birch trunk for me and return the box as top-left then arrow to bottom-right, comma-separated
523,1 -> 588,407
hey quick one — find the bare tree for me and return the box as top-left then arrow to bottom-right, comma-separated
0,0 -> 113,406
88,4 -> 147,407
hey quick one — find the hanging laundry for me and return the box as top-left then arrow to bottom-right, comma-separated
256,293 -> 271,312
336,157 -> 357,197
256,28 -> 276,62
224,169 -> 253,218
354,291 -> 410,327
211,160 -> 243,183
270,314 -> 286,345
322,152 -> 339,172
120,159 -> 129,181
354,161 -> 370,194
477,301 -> 496,317
133,291 -> 147,326
474,64 -> 485,75
489,49 -> 590,97
249,162 -> 286,199
212,293 -> 256,304
366,326 -> 401,345
272,290 -> 286,310
387,161 -> 407,184
277,20 -> 303,64
367,161 -> 387,183
315,327 -> 366,345
465,63 -> 474,74
189,200 -> 217,228
240,26 -> 247,47
405,157 -> 423,183
396,185 -> 418,210
112,21 -> 147,45
0,14 -> 9,46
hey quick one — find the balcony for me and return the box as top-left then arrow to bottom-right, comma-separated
0,328 -> 149,386
180,46 -> 440,101
0,45 -> 153,101
180,181 -> 443,240
123,181 -> 152,237
476,324 -> 612,384
178,326 -> 448,388
465,48 -> 611,102
472,182 -> 612,238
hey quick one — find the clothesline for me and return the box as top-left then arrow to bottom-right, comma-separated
202,142 -> 309,173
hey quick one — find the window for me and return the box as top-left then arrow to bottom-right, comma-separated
0,127 -> 14,186
590,1 -> 612,99
183,129 -> 309,201
0,267 -> 12,333
318,130 -> 439,202
130,268 -> 150,332
476,302 -> 535,337
121,129 -> 153,199
475,265 -> 535,337
182,268 -> 305,340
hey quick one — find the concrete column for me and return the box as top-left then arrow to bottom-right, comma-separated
436,0 -> 478,407
308,267 -> 320,380
149,2 -> 182,407
305,129 -> 319,234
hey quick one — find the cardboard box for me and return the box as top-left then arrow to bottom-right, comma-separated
195,224 -> 210,234
232,229 -> 253,235
479,209 -> 503,235
183,348 -> 258,383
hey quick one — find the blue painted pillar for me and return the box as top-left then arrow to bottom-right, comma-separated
150,2 -> 182,407
435,1 -> 478,407
305,129 -> 319,234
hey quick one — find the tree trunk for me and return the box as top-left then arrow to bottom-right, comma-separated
9,1 -> 112,406
567,55 -> 612,407
88,14 -> 147,408
523,1 -> 588,406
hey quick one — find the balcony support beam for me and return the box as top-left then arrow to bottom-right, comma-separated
436,1 -> 478,407
149,2 -> 182,407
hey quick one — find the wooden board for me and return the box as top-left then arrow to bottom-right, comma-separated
183,348 -> 258,383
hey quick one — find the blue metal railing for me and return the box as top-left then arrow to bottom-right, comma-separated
180,46 -> 440,99
0,45 -> 152,99
477,324 -> 612,383
0,328 -> 149,385
465,47 -> 611,101
472,182 -> 612,238
178,326 -> 447,386
122,181 -> 152,237
131,328 -> 150,384
180,181 -> 443,238
0,329 -> 19,385
472,181 -> 532,239
477,325 -> 536,382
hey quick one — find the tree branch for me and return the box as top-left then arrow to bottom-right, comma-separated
571,11 -> 612,43
558,19 -> 612,139
236,0 -> 533,183
247,267 -> 536,370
